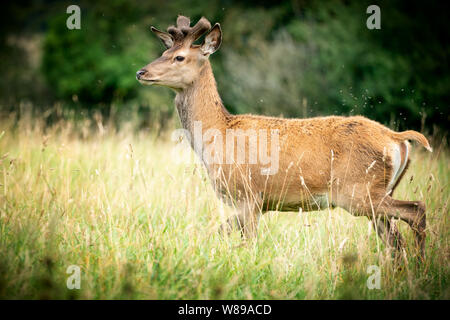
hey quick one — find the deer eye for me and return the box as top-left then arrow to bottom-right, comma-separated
175,56 -> 185,62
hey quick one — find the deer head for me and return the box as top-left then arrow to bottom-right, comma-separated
136,16 -> 222,90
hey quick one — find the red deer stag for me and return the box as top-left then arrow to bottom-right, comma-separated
137,16 -> 432,260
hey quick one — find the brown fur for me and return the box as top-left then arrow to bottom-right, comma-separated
138,16 -> 432,260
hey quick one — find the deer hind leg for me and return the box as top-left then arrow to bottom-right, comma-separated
370,216 -> 405,262
339,196 -> 406,259
337,192 -> 425,260
380,197 -> 426,260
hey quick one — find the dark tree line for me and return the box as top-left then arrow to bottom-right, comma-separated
1,0 -> 448,133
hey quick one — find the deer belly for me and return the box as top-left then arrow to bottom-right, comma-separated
264,193 -> 330,212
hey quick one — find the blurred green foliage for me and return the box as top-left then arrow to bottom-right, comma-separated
42,2 -> 154,104
1,0 -> 448,132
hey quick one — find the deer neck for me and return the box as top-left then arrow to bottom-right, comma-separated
174,61 -> 230,136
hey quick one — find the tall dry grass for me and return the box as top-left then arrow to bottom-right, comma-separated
0,110 -> 448,299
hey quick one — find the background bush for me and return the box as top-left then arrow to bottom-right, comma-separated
0,0 -> 448,132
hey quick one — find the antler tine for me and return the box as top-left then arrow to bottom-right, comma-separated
188,17 -> 211,41
167,25 -> 184,42
177,15 -> 190,29
167,16 -> 190,42
167,16 -> 211,44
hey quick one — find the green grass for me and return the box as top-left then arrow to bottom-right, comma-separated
0,116 -> 448,299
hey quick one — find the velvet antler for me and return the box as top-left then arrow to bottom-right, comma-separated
167,16 -> 212,44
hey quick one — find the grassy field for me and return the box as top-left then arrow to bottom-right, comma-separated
0,114 -> 448,299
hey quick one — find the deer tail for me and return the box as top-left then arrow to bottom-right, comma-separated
392,130 -> 433,152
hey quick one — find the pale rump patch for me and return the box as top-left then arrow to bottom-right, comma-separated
388,141 -> 409,191
398,141 -> 410,180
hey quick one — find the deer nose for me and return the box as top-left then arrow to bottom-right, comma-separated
136,69 -> 148,80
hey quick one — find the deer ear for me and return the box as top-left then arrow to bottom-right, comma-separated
200,23 -> 222,55
151,26 -> 174,49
